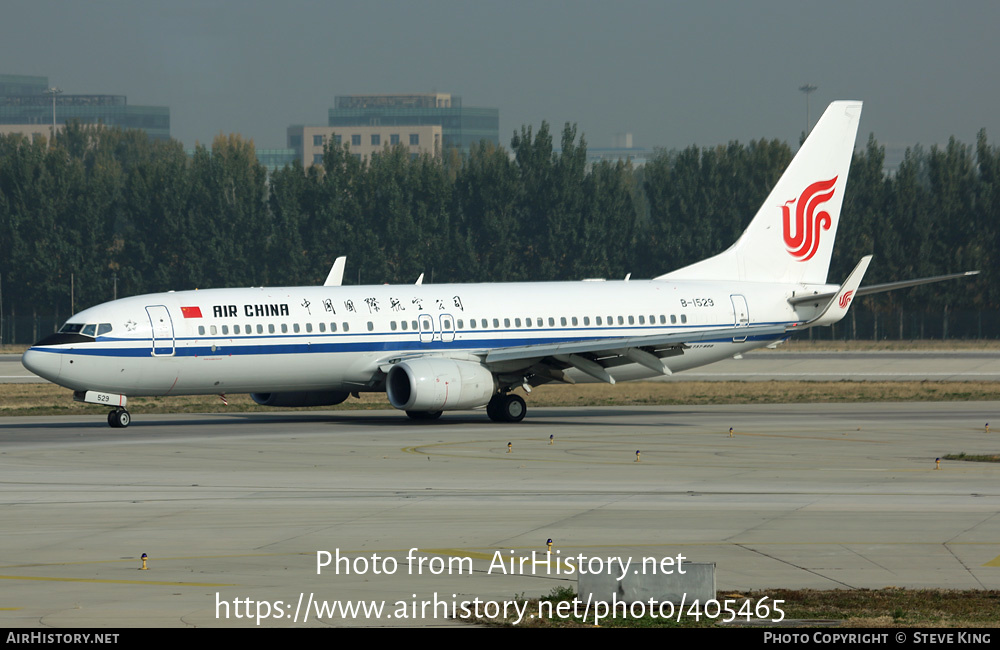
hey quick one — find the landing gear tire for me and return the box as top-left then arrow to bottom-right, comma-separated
501,394 -> 526,423
487,394 -> 526,423
108,408 -> 130,428
405,410 -> 442,421
487,395 -> 504,422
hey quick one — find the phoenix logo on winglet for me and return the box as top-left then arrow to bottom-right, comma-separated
782,177 -> 838,262
838,290 -> 854,309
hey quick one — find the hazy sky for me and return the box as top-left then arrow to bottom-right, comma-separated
4,0 -> 999,152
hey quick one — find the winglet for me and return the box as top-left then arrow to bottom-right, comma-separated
323,256 -> 347,287
803,255 -> 872,328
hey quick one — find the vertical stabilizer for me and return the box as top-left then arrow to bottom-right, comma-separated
658,101 -> 862,284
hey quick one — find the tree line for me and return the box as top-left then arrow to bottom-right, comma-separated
0,121 -> 996,342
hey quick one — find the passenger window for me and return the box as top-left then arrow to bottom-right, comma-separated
638,316 -> 645,325
514,318 -> 521,327
293,323 -> 300,333
660,315 -> 666,324
628,316 -> 635,325
222,325 -> 229,335
583,317 -> 590,326
617,316 -> 624,325
234,325 -> 241,334
198,326 -> 205,335
256,324 -> 263,334
671,315 -> 677,324
596,316 -> 603,326
444,318 -> 452,329
210,325 -> 217,335
493,319 -> 499,328
269,324 -> 275,333
367,322 -> 374,331
391,321 -> 397,331
481,319 -> 487,328
281,323 -> 288,333
457,319 -> 463,329
571,317 -> 578,326
560,317 -> 567,326
536,318 -> 543,327
504,318 -> 510,328
548,317 -> 555,327
343,323 -> 350,332
331,322 -> 338,332
307,323 -> 314,333
319,322 -> 325,332
469,319 -> 476,329
681,314 -> 687,324
412,321 -> 418,330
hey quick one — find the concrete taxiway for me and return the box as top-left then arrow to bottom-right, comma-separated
1,402 -> 999,627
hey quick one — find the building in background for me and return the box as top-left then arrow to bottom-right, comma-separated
0,74 -> 170,141
287,124 -> 442,167
328,93 -> 498,153
254,148 -> 298,172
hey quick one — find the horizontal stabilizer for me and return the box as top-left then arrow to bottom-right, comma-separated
789,270 -> 980,305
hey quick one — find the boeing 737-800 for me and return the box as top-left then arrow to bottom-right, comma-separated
20,101 -> 976,427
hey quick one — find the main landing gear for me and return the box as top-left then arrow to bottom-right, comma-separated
107,408 -> 131,428
486,393 -> 526,423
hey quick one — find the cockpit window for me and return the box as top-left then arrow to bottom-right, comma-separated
57,322 -> 112,338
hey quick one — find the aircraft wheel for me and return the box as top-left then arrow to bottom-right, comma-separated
405,410 -> 442,421
486,395 -> 505,422
108,408 -> 130,428
500,394 -> 526,423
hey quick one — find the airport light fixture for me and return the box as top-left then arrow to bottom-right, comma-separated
799,84 -> 818,134
44,87 -> 62,147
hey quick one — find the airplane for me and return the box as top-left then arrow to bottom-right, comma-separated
21,101 -> 977,428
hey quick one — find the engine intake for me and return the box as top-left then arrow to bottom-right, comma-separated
386,358 -> 495,412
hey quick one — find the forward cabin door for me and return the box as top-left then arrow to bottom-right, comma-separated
146,305 -> 176,356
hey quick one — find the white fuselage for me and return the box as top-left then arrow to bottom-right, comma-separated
22,278 -> 821,397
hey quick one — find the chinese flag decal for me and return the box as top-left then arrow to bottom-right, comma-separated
181,306 -> 203,318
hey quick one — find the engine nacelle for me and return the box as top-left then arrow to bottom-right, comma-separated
386,358 -> 496,412
250,391 -> 350,407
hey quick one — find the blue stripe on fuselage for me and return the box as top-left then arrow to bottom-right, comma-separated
28,326 -> 791,358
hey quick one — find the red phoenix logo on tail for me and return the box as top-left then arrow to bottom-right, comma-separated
781,177 -> 838,261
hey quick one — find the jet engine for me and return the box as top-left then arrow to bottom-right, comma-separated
386,358 -> 496,412
250,391 -> 350,407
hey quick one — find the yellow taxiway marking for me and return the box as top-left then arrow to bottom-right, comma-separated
983,555 -> 1000,567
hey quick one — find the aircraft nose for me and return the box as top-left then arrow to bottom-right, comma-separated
21,348 -> 62,383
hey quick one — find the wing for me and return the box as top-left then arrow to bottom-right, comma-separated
482,322 -> 791,384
